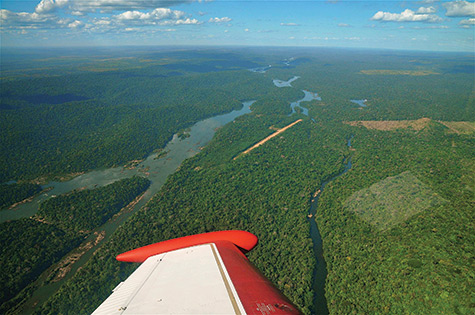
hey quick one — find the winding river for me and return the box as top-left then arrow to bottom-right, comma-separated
1,101 -> 254,224
289,90 -> 321,116
273,76 -> 300,87
308,136 -> 353,314
273,75 -> 354,314
13,68 -> 354,314
12,100 -> 255,314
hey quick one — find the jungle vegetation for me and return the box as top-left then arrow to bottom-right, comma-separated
0,176 -> 150,312
1,47 -> 473,314
0,183 -> 42,209
36,176 -> 150,233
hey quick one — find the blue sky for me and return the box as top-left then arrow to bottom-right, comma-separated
1,0 -> 474,52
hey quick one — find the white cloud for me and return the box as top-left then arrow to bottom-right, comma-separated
417,6 -> 436,14
244,28 -> 249,32
2,0 -> 206,34
62,0 -> 195,14
443,1 -> 475,17
94,19 -> 111,25
412,25 -> 449,29
460,17 -> 475,24
68,20 -> 83,28
280,22 -> 299,26
35,0 -> 69,14
208,17 -> 231,23
371,9 -> 443,23
164,18 -> 200,25
71,10 -> 84,16
338,23 -> 350,27
111,8 -> 200,26
0,8 -> 68,29
115,8 -> 184,21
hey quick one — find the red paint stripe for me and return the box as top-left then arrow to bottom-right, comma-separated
116,230 -> 258,263
214,240 -> 301,315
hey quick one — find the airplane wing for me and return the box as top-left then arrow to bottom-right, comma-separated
92,230 -> 300,314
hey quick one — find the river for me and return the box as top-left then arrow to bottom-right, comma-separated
1,101 -> 255,224
289,90 -> 321,116
308,136 -> 353,314
272,74 -> 353,314
273,76 -> 300,87
12,100 -> 255,314
351,99 -> 367,107
14,67 -> 349,313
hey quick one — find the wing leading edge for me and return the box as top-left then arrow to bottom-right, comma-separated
93,230 -> 300,314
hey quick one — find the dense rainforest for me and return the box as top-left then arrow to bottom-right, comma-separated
0,176 -> 150,313
0,183 -> 42,209
0,47 -> 473,314
0,49 -> 300,183
36,176 -> 150,233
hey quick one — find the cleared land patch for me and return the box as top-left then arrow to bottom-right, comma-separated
344,119 -> 475,134
360,69 -> 439,76
344,118 -> 431,131
344,171 -> 447,231
235,119 -> 302,159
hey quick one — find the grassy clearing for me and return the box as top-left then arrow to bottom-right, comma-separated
439,121 -> 475,134
344,118 -> 432,131
343,171 -> 447,231
360,69 -> 439,76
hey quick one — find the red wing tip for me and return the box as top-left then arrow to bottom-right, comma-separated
116,230 -> 258,263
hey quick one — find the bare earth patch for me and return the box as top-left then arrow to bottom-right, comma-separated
344,171 -> 447,231
344,119 -> 474,134
48,230 -> 106,282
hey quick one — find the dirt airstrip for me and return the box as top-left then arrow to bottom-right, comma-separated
235,119 -> 303,159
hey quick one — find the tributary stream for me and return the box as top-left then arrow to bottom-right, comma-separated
272,76 -> 354,314
308,136 -> 353,314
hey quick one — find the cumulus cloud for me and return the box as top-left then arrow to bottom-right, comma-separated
416,6 -> 436,14
115,8 -> 184,21
111,8 -> 200,26
208,17 -> 231,23
443,1 -> 475,17
280,22 -> 299,26
0,9 -> 68,29
51,0 -> 195,14
2,0 -> 205,34
371,9 -> 443,23
35,0 -> 69,14
164,18 -> 200,25
460,17 -> 475,24
68,19 -> 83,28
